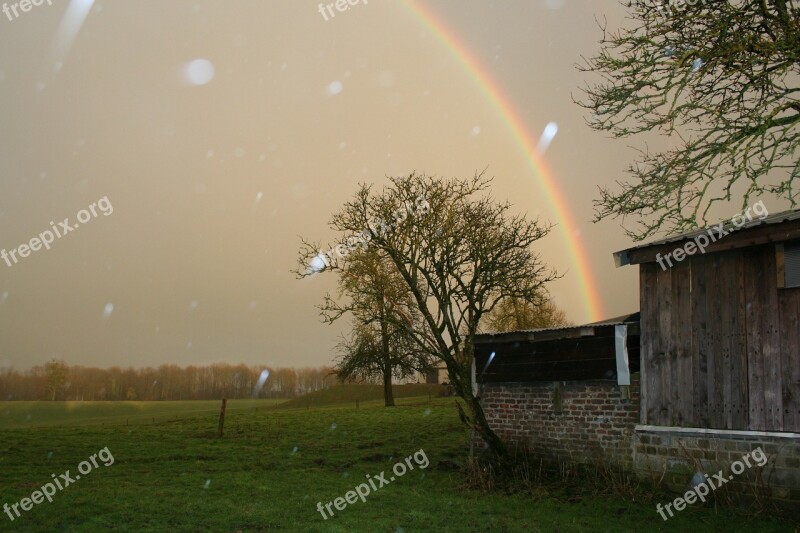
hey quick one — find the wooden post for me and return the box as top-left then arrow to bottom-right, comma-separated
217,398 -> 227,437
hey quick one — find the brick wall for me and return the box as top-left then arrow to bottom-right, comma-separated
476,375 -> 800,504
476,377 -> 640,468
634,427 -> 800,503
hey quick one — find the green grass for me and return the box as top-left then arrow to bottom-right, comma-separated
0,396 -> 796,532
0,399 -> 285,429
278,383 -> 447,409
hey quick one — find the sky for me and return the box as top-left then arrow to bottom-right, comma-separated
0,0 -> 662,370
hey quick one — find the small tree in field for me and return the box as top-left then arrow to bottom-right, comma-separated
45,359 -> 67,401
334,321 -> 428,406
296,171 -> 558,460
324,249 -> 433,407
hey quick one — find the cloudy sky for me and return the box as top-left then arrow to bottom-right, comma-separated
0,0 -> 671,370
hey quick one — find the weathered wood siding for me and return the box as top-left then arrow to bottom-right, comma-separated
640,244 -> 800,431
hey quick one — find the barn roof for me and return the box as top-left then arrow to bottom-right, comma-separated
613,207 -> 800,267
476,312 -> 639,341
474,312 -> 641,382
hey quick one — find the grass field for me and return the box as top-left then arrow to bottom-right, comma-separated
0,399 -> 286,429
278,383 -> 446,410
0,390 -> 796,532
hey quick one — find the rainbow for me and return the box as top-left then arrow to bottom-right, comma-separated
403,0 -> 604,322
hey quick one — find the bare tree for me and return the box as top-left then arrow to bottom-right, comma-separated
296,171 -> 558,459
577,0 -> 800,240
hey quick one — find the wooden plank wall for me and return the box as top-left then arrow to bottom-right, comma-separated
640,263 -> 660,425
690,253 -> 711,428
779,287 -> 800,431
640,244 -> 800,432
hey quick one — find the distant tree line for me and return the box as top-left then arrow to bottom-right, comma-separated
0,361 -> 337,401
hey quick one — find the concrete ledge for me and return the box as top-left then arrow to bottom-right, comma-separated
635,425 -> 800,440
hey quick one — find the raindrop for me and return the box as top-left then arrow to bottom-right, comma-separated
255,192 -> 264,203
184,59 -> 215,86
47,451 -> 53,459
309,254 -> 327,274
253,370 -> 270,396
328,80 -> 343,95
103,303 -> 114,319
249,301 -> 257,310
291,446 -> 298,455
423,408 -> 432,416
536,122 -> 559,153
190,300 -> 199,310
204,479 -> 211,489
0,291 -> 8,303
330,423 -> 337,431
470,126 -> 481,136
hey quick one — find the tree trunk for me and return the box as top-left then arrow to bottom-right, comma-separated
447,357 -> 508,461
383,369 -> 395,407
379,298 -> 395,407
464,392 -> 507,458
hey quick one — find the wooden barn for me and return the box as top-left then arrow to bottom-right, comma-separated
474,207 -> 800,503
614,207 -> 800,433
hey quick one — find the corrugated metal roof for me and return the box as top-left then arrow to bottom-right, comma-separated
613,207 -> 800,267
477,312 -> 639,337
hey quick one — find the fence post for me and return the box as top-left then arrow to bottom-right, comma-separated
218,398 -> 227,437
